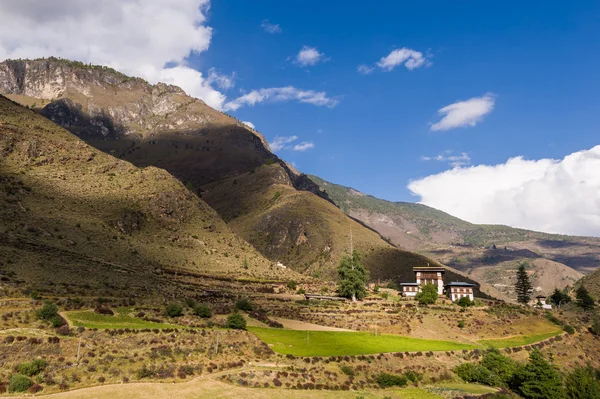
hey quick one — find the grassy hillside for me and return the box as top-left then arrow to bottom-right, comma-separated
202,164 -> 485,293
578,268 -> 600,299
0,95 -> 300,298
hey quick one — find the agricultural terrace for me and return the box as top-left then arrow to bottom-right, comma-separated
249,327 -> 478,356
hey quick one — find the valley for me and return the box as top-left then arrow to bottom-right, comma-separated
1,58 -> 599,399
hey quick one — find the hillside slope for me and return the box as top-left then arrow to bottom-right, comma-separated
309,175 -> 599,296
0,58 -> 484,292
201,163 -> 498,299
0,95 -> 300,299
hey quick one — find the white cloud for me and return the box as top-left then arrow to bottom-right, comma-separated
269,136 -> 315,152
377,48 -> 429,71
261,19 -> 281,34
242,121 -> 255,129
408,146 -> 600,236
269,136 -> 298,151
295,46 -> 324,67
357,64 -> 375,75
293,142 -> 315,151
223,86 -> 338,111
430,93 -> 495,131
207,67 -> 236,90
422,151 -> 471,167
0,0 -> 232,110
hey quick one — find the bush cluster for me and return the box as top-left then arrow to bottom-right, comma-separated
376,373 -> 408,387
226,313 -> 247,330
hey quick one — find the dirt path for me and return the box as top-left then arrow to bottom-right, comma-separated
4,370 -> 379,399
271,317 -> 355,331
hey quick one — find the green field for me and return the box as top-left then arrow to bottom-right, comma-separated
66,309 -> 180,330
248,327 -> 478,356
478,330 -> 562,348
433,383 -> 498,394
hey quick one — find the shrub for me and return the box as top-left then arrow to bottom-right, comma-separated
455,363 -> 502,387
297,288 -> 306,295
415,284 -> 438,305
456,296 -> 474,307
458,320 -> 466,329
50,315 -> 65,327
235,298 -> 253,311
165,303 -> 183,318
56,325 -> 71,336
287,281 -> 297,290
8,375 -> 32,393
94,306 -> 114,315
28,384 -> 43,393
227,313 -> 246,330
18,359 -> 47,376
193,304 -> 212,318
404,370 -> 422,384
184,298 -> 197,308
563,325 -> 575,334
376,373 -> 408,388
37,302 -> 58,321
340,365 -> 354,376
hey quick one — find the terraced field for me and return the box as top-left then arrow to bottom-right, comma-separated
248,327 -> 478,356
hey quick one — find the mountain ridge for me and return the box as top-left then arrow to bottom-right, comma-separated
0,58 -> 487,295
308,174 -> 600,296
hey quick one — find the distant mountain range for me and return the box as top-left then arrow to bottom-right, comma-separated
308,175 -> 600,297
0,58 -> 484,297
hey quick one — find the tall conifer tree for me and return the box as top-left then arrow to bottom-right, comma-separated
515,263 -> 533,304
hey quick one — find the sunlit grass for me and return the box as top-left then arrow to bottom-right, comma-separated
248,327 -> 478,356
478,330 -> 562,348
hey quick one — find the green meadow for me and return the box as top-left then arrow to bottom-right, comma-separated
66,309 -> 180,330
248,327 -> 478,356
478,330 -> 562,348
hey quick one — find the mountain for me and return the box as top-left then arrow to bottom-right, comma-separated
309,175 -> 600,296
0,58 -> 485,293
0,94 -> 303,299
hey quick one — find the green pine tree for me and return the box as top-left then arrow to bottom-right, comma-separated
565,364 -> 600,399
518,350 -> 566,399
549,287 -> 571,307
515,263 -> 533,304
576,286 -> 596,309
337,250 -> 369,301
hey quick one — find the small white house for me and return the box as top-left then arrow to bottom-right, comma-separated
446,282 -> 475,301
400,283 -> 420,297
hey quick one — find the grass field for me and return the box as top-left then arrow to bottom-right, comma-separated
248,327 -> 478,356
433,383 -> 498,394
66,309 -> 180,330
478,330 -> 562,348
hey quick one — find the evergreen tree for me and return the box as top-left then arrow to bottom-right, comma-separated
337,251 -> 369,301
549,288 -> 571,307
515,263 -> 533,304
565,364 -> 600,399
518,350 -> 566,399
576,286 -> 596,309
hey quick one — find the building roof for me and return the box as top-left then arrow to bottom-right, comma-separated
413,267 -> 445,272
400,283 -> 420,286
445,282 -> 476,287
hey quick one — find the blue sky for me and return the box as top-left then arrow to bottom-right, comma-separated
1,0 -> 599,235
192,0 -> 600,202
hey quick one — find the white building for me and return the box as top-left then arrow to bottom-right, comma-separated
400,283 -> 420,297
446,282 -> 475,301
